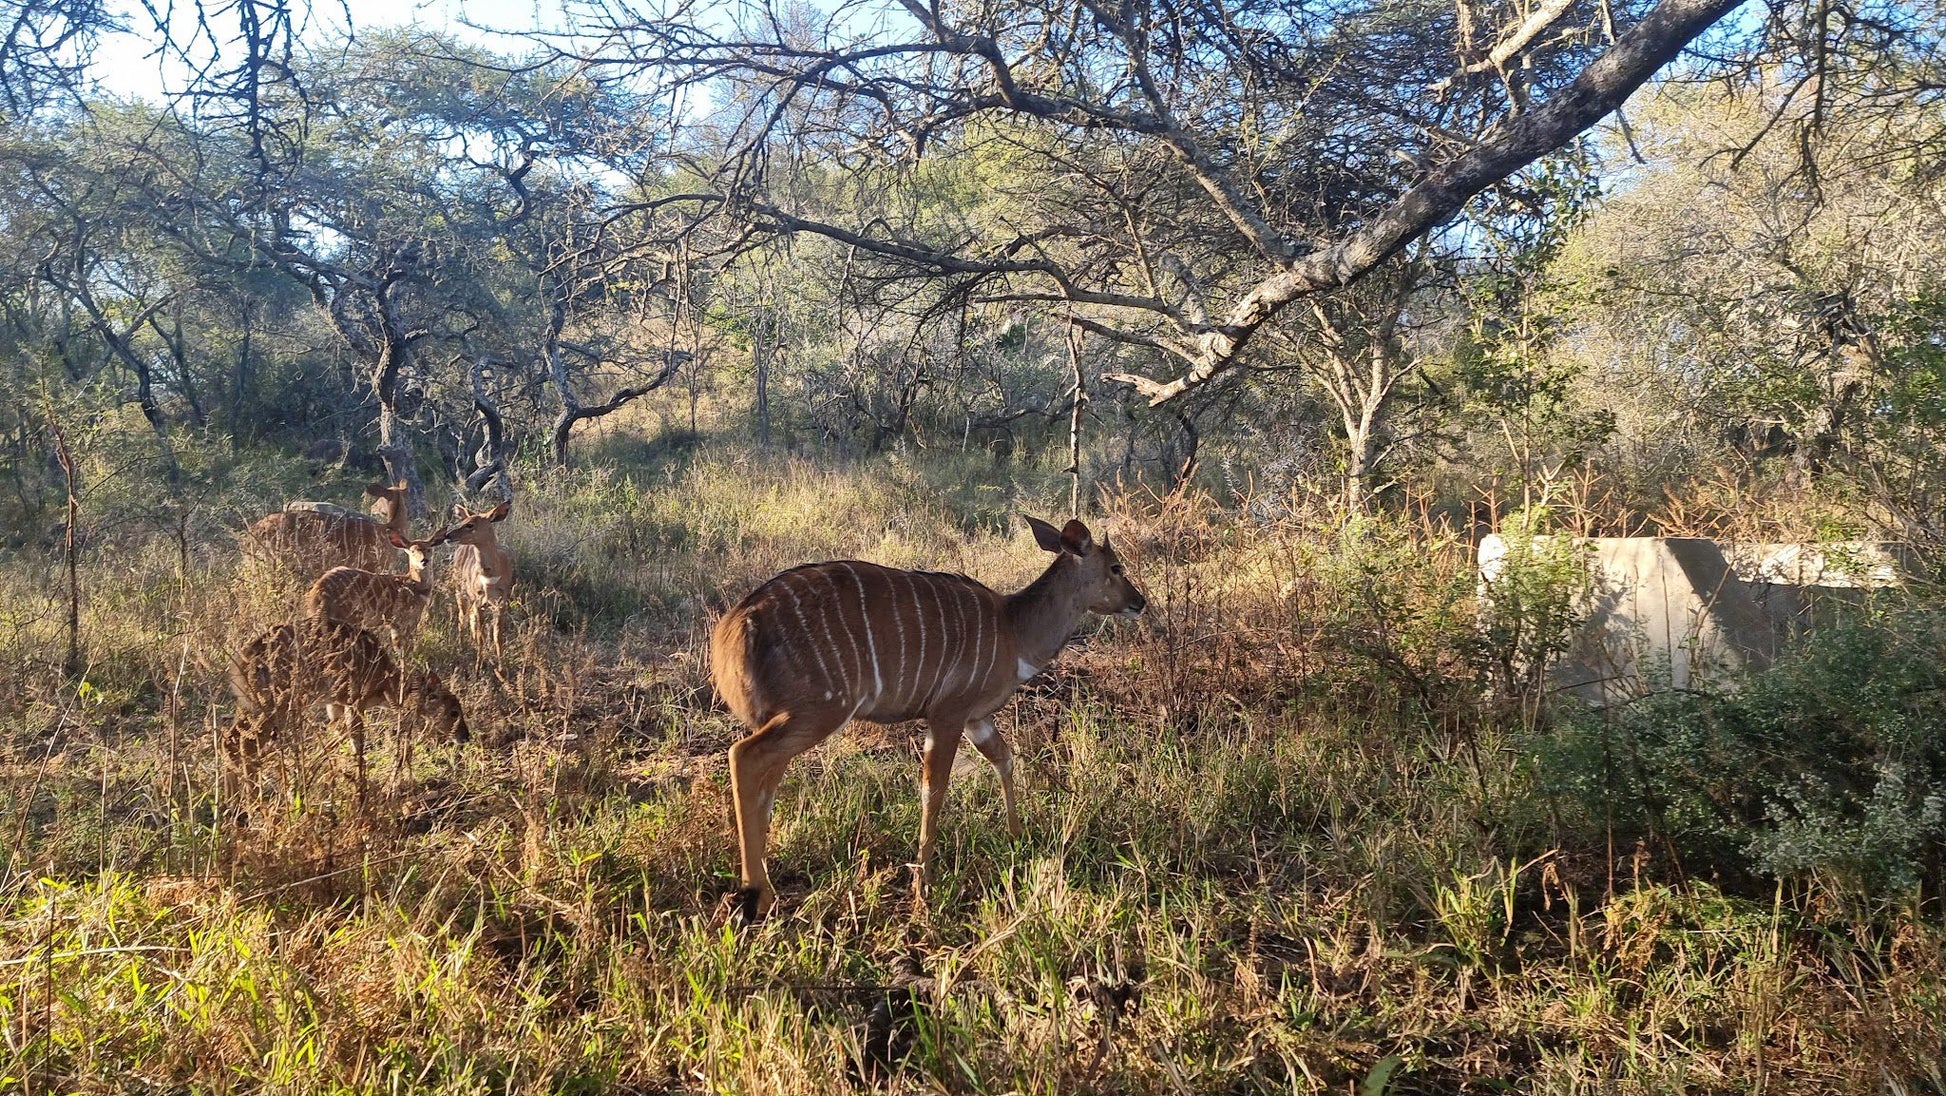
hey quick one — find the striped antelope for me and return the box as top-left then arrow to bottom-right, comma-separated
242,481 -> 412,577
225,618 -> 470,805
444,501 -> 513,659
711,516 -> 1146,917
302,529 -> 445,646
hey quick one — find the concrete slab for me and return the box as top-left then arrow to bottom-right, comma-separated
1479,535 -> 1798,703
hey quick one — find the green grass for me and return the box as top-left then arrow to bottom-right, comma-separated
0,442 -> 1941,1094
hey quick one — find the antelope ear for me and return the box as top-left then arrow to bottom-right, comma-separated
364,483 -> 389,500
487,501 -> 511,523
1060,519 -> 1095,555
1025,515 -> 1065,554
387,529 -> 409,549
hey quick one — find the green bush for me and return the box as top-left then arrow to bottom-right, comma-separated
1537,607 -> 1946,898
1473,514 -> 1594,701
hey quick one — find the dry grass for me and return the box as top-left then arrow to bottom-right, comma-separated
0,445 -> 1941,1094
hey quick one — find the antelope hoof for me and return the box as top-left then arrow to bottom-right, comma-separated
910,856 -> 940,895
729,885 -> 776,924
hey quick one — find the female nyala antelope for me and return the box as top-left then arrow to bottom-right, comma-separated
226,618 -> 469,804
444,501 -> 513,659
243,480 -> 412,576
303,529 -> 445,646
711,516 -> 1146,917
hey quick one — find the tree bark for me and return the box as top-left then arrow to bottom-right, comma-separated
1066,319 -> 1087,516
1343,396 -> 1382,516
753,324 -> 772,446
463,354 -> 511,499
369,333 -> 425,508
228,302 -> 254,454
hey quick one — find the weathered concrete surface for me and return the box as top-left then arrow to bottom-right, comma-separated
1725,542 -> 1915,589
1479,535 -> 1800,703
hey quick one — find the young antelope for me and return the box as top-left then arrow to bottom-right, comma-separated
444,500 -> 513,659
242,480 -> 412,577
226,618 -> 470,804
302,530 -> 443,646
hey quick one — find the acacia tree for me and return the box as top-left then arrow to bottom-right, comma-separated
89,30 -> 700,494
0,108 -> 222,482
569,0 -> 1759,413
1552,79 -> 1946,534
325,36 -> 695,470
1282,258 -> 1433,514
0,0 -> 108,119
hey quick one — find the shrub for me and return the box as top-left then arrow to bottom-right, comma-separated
1472,512 -> 1595,703
1537,607 -> 1946,898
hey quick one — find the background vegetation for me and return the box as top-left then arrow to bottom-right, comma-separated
1,0 -> 1943,1090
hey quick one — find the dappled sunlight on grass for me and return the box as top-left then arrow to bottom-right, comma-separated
0,448 -> 1941,1093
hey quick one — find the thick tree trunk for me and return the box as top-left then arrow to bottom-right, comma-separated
550,408 -> 581,467
1343,407 -> 1380,516
132,359 -> 181,484
362,307 -> 427,514
464,355 -> 510,499
375,403 -> 425,507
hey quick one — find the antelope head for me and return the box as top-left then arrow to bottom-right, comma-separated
385,529 -> 444,582
365,480 -> 411,530
1025,516 -> 1147,617
442,500 -> 511,547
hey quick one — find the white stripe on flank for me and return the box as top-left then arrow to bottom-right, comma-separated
968,586 -> 985,698
977,594 -> 999,695
969,583 -> 988,697
906,570 -> 927,712
942,581 -> 973,700
921,575 -> 952,708
928,579 -> 956,703
779,576 -> 836,691
821,568 -> 863,695
887,568 -> 909,710
821,596 -> 854,693
842,563 -> 882,704
807,571 -> 854,694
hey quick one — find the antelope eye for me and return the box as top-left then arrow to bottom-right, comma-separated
1110,564 -> 1124,576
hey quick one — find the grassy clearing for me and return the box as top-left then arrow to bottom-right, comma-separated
0,445 -> 1942,1094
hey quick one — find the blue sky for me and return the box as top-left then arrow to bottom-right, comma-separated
90,0 -> 569,100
